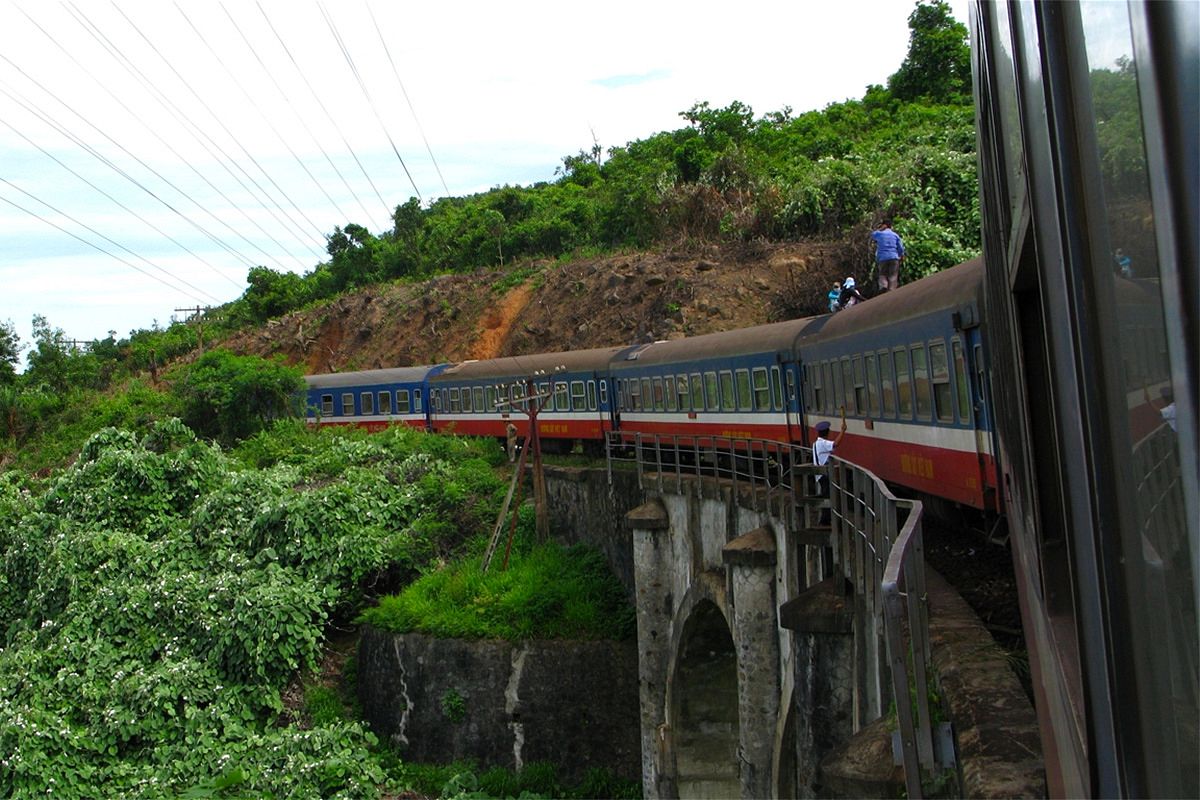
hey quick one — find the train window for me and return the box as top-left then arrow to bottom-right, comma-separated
691,372 -> 704,412
378,392 -> 391,414
537,382 -> 549,410
321,394 -> 334,416
638,378 -> 650,412
486,386 -> 497,411
450,388 -> 462,414
735,369 -> 752,410
665,376 -> 677,412
699,372 -> 715,411
753,368 -> 770,411
676,374 -> 690,412
587,380 -> 597,411
472,386 -> 484,412
652,377 -> 665,411
571,381 -> 587,411
719,371 -> 735,411
893,349 -> 912,418
952,339 -> 970,424
852,356 -> 866,415
463,387 -> 474,413
840,358 -> 854,414
811,365 -> 823,411
911,344 -> 932,420
626,379 -> 640,411
770,367 -> 782,411
866,353 -> 880,417
555,382 -> 569,411
342,393 -> 355,416
396,390 -> 411,414
878,350 -> 895,418
362,393 -> 375,415
414,389 -> 422,414
827,362 -> 839,415
929,341 -> 952,423
599,380 -> 608,407
786,369 -> 797,411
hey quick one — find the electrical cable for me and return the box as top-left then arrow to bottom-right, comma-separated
367,2 -> 450,196
318,2 -> 421,202
217,0 -> 376,227
0,185 -> 220,305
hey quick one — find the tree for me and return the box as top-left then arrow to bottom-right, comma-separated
168,349 -> 304,445
887,0 -> 971,104
0,320 -> 20,386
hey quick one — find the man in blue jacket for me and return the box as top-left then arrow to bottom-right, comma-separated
870,219 -> 905,292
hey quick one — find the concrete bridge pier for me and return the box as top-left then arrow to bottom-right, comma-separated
628,488 -> 786,800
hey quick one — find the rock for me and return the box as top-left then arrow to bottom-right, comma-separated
646,275 -> 667,287
696,260 -> 716,271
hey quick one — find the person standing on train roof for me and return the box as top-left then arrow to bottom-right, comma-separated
870,219 -> 905,292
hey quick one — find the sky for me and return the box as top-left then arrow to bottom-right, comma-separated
0,0 -> 969,358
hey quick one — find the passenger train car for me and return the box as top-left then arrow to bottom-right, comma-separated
304,258 -> 999,512
970,0 -> 1197,796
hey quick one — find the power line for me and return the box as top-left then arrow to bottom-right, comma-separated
318,2 -> 421,202
255,0 -> 392,220
0,78 -> 248,290
4,11 -> 287,279
173,1 -> 353,227
367,2 -> 450,196
217,0 -> 377,227
0,186 -> 220,306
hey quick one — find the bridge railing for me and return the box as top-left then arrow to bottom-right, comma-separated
606,431 -> 938,797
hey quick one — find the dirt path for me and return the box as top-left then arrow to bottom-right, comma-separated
468,282 -> 533,360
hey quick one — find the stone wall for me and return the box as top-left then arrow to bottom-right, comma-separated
358,627 -> 641,783
543,465 -> 642,597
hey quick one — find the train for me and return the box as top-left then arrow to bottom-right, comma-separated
306,1 -> 1198,795
306,257 -> 1001,513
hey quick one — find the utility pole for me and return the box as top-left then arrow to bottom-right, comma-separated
174,306 -> 209,353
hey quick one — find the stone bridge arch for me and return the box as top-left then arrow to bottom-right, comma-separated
628,488 -> 786,800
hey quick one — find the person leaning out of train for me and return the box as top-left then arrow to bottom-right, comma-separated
813,419 -> 847,522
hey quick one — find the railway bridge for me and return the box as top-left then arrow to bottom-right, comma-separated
547,435 -> 1043,799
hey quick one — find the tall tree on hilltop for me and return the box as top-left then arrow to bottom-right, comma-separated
888,0 -> 971,104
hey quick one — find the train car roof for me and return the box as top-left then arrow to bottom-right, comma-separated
305,365 -> 440,389
808,257 -> 984,340
430,345 -> 637,383
610,315 -> 827,369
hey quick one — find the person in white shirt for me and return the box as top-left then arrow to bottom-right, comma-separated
813,418 -> 847,523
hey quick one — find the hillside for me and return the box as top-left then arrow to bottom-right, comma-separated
223,239 -> 855,374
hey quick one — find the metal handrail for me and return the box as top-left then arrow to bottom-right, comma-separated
606,431 -> 936,796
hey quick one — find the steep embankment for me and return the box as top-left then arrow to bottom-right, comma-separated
222,240 -> 855,373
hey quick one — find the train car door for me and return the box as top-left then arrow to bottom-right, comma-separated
779,358 -> 807,447
960,329 -> 1000,512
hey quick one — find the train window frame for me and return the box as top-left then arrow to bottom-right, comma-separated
486,386 -> 497,412
770,366 -> 783,411
691,372 -> 703,411
555,381 -> 569,411
840,358 -> 854,415
911,343 -> 932,421
952,338 -> 970,424
473,386 -> 485,412
571,380 -> 587,411
866,352 -> 881,417
786,369 -> 797,411
587,380 -> 597,411
929,339 -> 952,423
362,392 -> 375,416
342,392 -> 355,416
735,369 -> 752,410
461,386 -> 472,413
853,355 -> 867,415
893,348 -> 913,419
653,376 -> 665,411
811,364 -> 823,412
878,350 -> 895,418
719,370 -> 735,412
378,391 -> 392,415
627,378 -> 640,411
414,389 -> 423,414
665,376 -> 677,412
321,394 -> 334,416
704,371 -> 719,412
752,367 -> 770,411
676,374 -> 690,412
396,389 -> 411,414
639,378 -> 651,412
450,388 -> 462,414
599,379 -> 608,408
